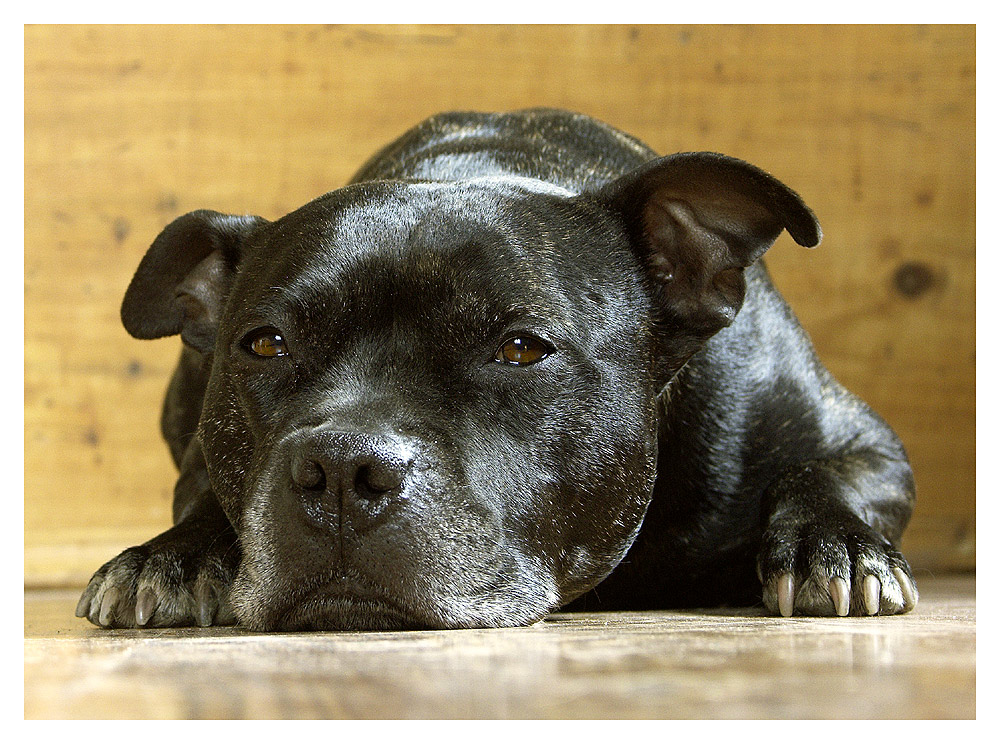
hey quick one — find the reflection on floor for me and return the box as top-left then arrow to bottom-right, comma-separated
24,574 -> 975,719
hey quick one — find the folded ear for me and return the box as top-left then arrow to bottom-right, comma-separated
121,210 -> 266,353
597,152 -> 821,369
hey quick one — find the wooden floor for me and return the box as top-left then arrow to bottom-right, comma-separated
24,574 -> 975,719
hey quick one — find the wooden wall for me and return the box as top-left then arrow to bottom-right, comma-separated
24,24 -> 975,588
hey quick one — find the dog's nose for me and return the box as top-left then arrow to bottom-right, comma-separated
290,430 -> 413,515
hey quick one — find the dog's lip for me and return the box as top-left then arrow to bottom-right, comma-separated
274,579 -> 433,631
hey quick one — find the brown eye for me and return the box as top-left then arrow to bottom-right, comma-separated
495,335 -> 551,366
243,327 -> 289,358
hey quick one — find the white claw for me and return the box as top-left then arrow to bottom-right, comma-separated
863,575 -> 881,615
893,567 -> 918,610
777,573 -> 795,617
829,576 -> 850,616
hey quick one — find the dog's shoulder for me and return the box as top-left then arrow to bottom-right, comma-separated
665,260 -> 904,492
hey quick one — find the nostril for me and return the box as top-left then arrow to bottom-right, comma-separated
354,461 -> 406,496
292,457 -> 326,491
292,430 -> 414,508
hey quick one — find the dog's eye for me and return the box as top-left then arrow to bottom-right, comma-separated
242,327 -> 289,358
495,335 -> 551,366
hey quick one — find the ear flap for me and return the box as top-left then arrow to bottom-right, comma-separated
121,210 -> 266,353
598,152 -> 821,370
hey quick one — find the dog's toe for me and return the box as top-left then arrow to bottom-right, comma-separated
76,546 -> 145,627
77,537 -> 238,629
757,515 -> 918,617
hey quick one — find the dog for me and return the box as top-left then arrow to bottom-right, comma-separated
77,109 -> 917,630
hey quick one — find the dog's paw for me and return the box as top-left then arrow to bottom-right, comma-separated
75,528 -> 240,629
756,514 -> 918,617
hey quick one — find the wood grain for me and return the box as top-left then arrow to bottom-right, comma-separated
24,24 -> 975,586
24,575 -> 976,719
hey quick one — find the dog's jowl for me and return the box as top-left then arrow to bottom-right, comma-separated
78,109 -> 917,630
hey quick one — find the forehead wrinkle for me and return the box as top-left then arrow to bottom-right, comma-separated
257,180 -> 590,339
276,243 -> 578,350
402,220 -> 579,338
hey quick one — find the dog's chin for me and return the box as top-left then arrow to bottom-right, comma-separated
276,595 -> 434,631
230,573 -> 437,631
231,559 -> 562,631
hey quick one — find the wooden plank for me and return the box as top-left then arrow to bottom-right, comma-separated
24,576 -> 976,719
25,24 -> 975,586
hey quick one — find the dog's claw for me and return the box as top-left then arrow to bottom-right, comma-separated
135,587 -> 157,626
862,575 -> 881,615
829,576 -> 850,616
98,587 -> 120,626
197,606 -> 213,627
894,567 -> 918,611
74,589 -> 92,618
194,581 -> 216,627
777,573 -> 795,617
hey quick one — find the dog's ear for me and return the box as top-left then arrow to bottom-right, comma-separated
597,152 -> 821,369
121,210 -> 267,353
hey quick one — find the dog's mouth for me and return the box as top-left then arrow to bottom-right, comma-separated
269,579 -> 437,631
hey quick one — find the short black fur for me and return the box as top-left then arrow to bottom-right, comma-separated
78,109 -> 917,630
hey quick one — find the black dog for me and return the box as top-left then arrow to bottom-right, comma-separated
77,109 -> 917,630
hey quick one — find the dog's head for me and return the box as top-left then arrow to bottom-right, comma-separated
122,153 -> 819,630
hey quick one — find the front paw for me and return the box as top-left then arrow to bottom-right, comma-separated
75,524 -> 240,629
757,514 -> 918,617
